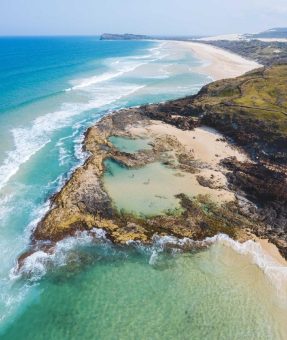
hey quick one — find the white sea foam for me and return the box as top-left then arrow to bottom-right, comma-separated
0,84 -> 144,192
65,42 -> 167,92
16,227 -> 287,298
13,228 -> 109,281
0,283 -> 31,324
0,194 -> 13,223
66,71 -> 123,91
73,127 -> 89,163
212,234 -> 287,296
67,61 -> 148,92
67,59 -> 148,92
57,143 -> 70,167
148,233 -> 287,297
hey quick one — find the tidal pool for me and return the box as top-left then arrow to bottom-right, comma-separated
109,136 -> 152,154
103,159 -> 219,216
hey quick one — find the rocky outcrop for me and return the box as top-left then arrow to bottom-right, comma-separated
21,64 -> 287,260
221,158 -> 287,257
33,109 -> 251,245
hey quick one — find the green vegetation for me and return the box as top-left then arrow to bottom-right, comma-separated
204,40 -> 287,66
193,65 -> 287,162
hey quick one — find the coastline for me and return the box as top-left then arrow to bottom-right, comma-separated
180,41 -> 262,80
256,237 -> 287,266
150,40 -> 261,81
19,44 -> 287,273
2,35 -> 287,340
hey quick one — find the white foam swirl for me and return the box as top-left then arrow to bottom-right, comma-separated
0,84 -> 144,192
65,43 -> 167,92
149,233 -> 287,297
12,228 -> 108,281
15,231 -> 287,299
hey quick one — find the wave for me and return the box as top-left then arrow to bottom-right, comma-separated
0,84 -> 144,192
12,228 -> 109,281
65,42 -> 167,92
0,194 -> 13,223
65,58 -> 142,92
148,234 -> 287,296
65,71 -> 123,91
2,89 -> 67,114
66,61 -> 148,92
14,230 -> 287,298
213,234 -> 287,295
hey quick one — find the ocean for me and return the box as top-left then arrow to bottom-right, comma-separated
0,36 -> 286,339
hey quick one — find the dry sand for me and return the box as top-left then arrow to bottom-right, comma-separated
128,120 -> 248,203
130,121 -> 247,165
180,41 -> 261,81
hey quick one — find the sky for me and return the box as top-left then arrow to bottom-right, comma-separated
0,0 -> 287,36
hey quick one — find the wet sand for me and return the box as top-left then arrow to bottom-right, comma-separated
256,237 -> 287,266
178,41 -> 261,80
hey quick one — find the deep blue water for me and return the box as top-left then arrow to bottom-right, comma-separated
0,37 -> 153,113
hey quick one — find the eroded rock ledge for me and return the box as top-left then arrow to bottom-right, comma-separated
34,110 -> 244,242
26,65 -> 287,260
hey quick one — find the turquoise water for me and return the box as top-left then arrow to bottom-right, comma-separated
0,37 -> 286,339
109,136 -> 152,153
103,159 -> 197,216
2,236 -> 287,339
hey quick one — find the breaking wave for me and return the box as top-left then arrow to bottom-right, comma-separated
0,84 -> 144,192
15,231 -> 287,299
148,233 -> 287,297
11,228 -> 110,282
65,43 -> 166,92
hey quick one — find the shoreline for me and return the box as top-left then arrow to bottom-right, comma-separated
26,108 -> 287,265
256,237 -> 287,266
179,40 -> 262,80
18,45 -> 287,272
150,40 -> 261,81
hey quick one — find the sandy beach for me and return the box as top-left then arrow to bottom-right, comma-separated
181,41 -> 262,80
256,237 -> 287,266
128,120 -> 248,203
129,120 -> 287,266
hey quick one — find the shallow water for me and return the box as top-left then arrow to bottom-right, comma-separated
2,236 -> 287,340
0,37 -> 286,339
103,157 -> 229,216
103,159 -> 197,215
0,37 -> 211,330
109,136 -> 152,153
